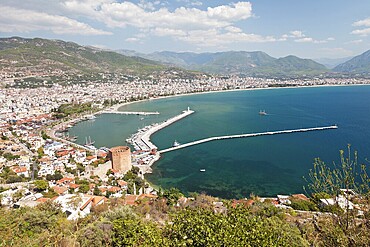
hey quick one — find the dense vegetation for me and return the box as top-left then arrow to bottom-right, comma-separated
52,103 -> 96,119
0,197 -> 310,246
0,37 -> 164,75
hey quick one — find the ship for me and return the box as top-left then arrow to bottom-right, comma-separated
200,169 -> 206,172
259,110 -> 267,116
86,115 -> 96,120
172,140 -> 180,147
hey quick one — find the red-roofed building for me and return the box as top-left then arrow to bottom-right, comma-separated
56,177 -> 75,186
291,194 -> 309,201
99,187 -> 108,195
12,166 -> 28,177
86,156 -> 97,163
89,184 -> 96,190
68,183 -> 80,192
53,186 -> 69,195
108,186 -> 122,193
138,194 -> 158,200
124,195 -> 138,206
117,180 -> 128,188
36,198 -> 50,203
97,150 -> 107,158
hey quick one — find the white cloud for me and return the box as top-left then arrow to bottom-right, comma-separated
125,37 -> 140,43
290,30 -> 305,38
347,39 -> 363,44
284,31 -> 330,44
353,17 -> 370,27
191,1 -> 203,6
352,17 -> 370,36
0,5 -> 111,35
224,26 -> 243,33
152,28 -> 187,37
59,0 -> 275,47
138,0 -> 156,11
351,28 -> 370,36
176,0 -> 202,7
169,29 -> 276,47
61,1 -> 252,30
295,37 -> 312,43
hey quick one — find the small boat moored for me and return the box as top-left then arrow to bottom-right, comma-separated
200,169 -> 206,172
173,140 -> 181,147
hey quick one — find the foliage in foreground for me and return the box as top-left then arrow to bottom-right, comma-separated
304,145 -> 370,246
0,200 -> 310,247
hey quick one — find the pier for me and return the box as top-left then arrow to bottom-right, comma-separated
159,125 -> 338,153
140,108 -> 194,150
100,111 -> 160,115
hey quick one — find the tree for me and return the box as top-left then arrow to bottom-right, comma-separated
79,184 -> 90,194
164,206 -> 308,246
304,145 -> 370,245
93,186 -> 102,196
34,180 -> 49,192
112,218 -> 164,246
37,147 -> 44,159
162,188 -> 183,206
41,131 -> 50,140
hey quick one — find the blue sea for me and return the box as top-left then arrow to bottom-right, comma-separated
69,85 -> 370,198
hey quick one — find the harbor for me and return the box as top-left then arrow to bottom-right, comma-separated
61,86 -> 368,198
126,108 -> 195,172
125,105 -> 338,177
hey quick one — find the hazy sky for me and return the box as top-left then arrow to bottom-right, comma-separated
0,0 -> 369,59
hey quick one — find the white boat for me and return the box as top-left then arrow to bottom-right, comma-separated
200,169 -> 206,172
259,110 -> 267,116
85,136 -> 95,146
173,140 -> 181,147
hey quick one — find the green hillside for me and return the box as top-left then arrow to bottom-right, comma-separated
0,37 -> 167,76
333,50 -> 370,74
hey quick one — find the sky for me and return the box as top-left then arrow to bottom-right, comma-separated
0,0 -> 369,59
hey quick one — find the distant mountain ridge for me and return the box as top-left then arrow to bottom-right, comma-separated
1,37 -> 369,78
118,50 -> 328,76
333,50 -> 370,74
313,57 -> 353,69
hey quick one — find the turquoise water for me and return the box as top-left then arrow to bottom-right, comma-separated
69,86 -> 370,198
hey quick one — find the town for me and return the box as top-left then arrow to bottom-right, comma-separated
1,75 -> 369,220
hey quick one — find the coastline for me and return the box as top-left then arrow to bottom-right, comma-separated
110,83 -> 370,113
63,83 -> 370,184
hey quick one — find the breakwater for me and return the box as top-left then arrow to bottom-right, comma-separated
127,108 -> 195,151
100,111 -> 160,115
159,125 -> 338,153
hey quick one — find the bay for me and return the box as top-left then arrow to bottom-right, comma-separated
68,85 -> 370,198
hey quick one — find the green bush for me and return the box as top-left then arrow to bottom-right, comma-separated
290,199 -> 318,211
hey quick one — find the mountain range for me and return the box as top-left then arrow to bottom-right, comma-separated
117,50 -> 329,76
333,50 -> 370,74
0,37 -> 369,79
